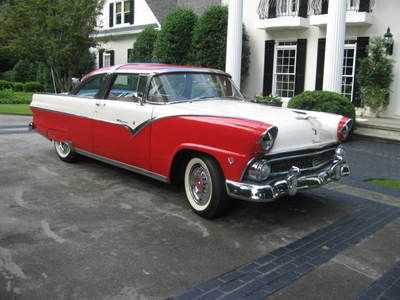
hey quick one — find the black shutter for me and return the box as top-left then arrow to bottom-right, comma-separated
268,0 -> 276,18
359,0 -> 370,12
109,3 -> 114,28
294,39 -> 307,95
127,49 -> 133,63
263,40 -> 275,96
315,38 -> 326,90
353,37 -> 369,107
98,49 -> 104,68
109,50 -> 115,66
298,0 -> 308,18
321,0 -> 329,14
129,0 -> 135,24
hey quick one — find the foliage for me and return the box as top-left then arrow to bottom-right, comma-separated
12,82 -> 24,92
357,37 -> 394,114
152,8 -> 197,64
288,90 -> 356,120
0,104 -> 32,115
254,95 -> 282,106
190,6 -> 250,81
0,1 -> 19,73
130,27 -> 158,63
12,59 -> 37,82
23,81 -> 44,92
1,0 -> 103,92
0,79 -> 13,90
367,179 -> 400,191
0,90 -> 33,104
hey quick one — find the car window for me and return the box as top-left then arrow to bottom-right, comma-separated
74,76 -> 105,98
107,74 -> 145,102
147,73 -> 243,103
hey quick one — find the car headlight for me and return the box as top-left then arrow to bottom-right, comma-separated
259,126 -> 278,152
247,159 -> 271,182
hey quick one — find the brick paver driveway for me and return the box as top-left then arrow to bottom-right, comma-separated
0,114 -> 399,300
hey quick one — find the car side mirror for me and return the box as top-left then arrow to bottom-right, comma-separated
71,77 -> 80,88
133,91 -> 144,105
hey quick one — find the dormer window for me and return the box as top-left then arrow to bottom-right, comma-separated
109,0 -> 134,27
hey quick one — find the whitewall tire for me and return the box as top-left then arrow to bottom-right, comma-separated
54,141 -> 77,163
184,155 -> 230,219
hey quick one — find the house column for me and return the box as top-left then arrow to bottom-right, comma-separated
323,0 -> 347,92
226,0 -> 243,88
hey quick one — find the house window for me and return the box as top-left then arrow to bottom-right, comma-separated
346,0 -> 358,11
273,41 -> 297,98
114,0 -> 132,25
104,53 -> 111,67
341,40 -> 357,101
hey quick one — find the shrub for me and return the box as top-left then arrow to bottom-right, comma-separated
130,27 -> 158,63
23,81 -> 44,92
191,6 -> 251,80
152,8 -> 197,64
0,80 -> 14,90
357,37 -> 394,115
0,70 -> 15,82
0,90 -> 33,104
13,82 -> 24,92
254,95 -> 282,107
12,59 -> 37,82
288,91 -> 356,120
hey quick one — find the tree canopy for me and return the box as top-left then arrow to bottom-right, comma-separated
1,0 -> 104,91
152,8 -> 197,65
129,27 -> 158,63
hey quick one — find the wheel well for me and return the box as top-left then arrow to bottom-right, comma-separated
169,149 -> 217,185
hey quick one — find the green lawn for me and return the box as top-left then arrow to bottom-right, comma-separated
0,104 -> 32,115
367,179 -> 400,191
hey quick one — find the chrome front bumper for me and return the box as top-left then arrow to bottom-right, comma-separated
226,156 -> 350,203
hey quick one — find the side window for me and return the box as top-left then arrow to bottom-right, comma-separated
75,76 -> 105,98
107,74 -> 140,101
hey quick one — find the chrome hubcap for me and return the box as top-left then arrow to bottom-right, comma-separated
189,164 -> 211,206
57,141 -> 70,155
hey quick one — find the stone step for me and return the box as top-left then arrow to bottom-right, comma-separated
356,121 -> 400,132
353,126 -> 400,143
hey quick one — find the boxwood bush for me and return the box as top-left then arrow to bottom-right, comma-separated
0,90 -> 33,104
288,91 -> 356,120
13,82 -> 25,92
23,81 -> 44,92
0,80 -> 14,90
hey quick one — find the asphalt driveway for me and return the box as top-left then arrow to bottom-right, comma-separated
0,114 -> 399,300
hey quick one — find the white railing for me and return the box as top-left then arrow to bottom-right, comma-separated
308,0 -> 375,15
257,0 -> 300,19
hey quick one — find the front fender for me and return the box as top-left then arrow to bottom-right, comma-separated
149,116 -> 271,182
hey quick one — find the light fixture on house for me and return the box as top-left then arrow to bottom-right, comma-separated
384,27 -> 394,56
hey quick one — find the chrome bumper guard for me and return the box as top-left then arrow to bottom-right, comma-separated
226,152 -> 350,203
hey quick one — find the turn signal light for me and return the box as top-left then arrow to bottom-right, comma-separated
337,117 -> 353,141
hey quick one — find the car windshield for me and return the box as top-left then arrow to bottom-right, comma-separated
147,73 -> 244,103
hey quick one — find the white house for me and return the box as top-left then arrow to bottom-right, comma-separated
94,0 -> 400,118
241,0 -> 400,118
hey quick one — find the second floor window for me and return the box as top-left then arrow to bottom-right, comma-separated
112,0 -> 133,25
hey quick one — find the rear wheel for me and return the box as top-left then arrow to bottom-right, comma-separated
54,141 -> 78,163
184,155 -> 230,219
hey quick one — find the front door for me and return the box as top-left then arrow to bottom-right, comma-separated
92,74 -> 154,170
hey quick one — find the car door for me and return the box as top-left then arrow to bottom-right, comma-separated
67,74 -> 108,152
92,73 -> 154,170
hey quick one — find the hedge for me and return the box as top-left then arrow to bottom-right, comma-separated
23,81 -> 44,92
288,90 -> 356,120
0,90 -> 33,104
0,80 -> 14,90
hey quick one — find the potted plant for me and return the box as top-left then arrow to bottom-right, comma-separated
253,95 -> 283,107
357,37 -> 394,117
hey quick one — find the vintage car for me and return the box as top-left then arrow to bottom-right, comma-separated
30,63 -> 352,219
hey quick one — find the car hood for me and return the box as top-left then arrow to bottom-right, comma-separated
153,100 -> 342,153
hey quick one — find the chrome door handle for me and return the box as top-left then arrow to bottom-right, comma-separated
95,102 -> 106,107
116,119 -> 128,124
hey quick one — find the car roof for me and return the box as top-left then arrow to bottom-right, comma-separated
82,63 -> 230,80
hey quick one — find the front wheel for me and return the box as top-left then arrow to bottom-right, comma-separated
184,156 -> 230,219
54,141 -> 78,163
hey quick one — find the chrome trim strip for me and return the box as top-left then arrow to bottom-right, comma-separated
75,148 -> 168,183
266,146 -> 337,163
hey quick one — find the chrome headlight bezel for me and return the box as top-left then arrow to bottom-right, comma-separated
259,126 -> 278,152
246,159 -> 271,182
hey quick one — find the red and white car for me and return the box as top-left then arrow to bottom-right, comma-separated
30,64 -> 352,218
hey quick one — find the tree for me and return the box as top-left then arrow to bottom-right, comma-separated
191,6 -> 250,81
1,0 -> 103,91
357,37 -> 394,115
152,8 -> 197,65
12,59 -> 37,82
129,27 -> 158,63
0,0 -> 18,73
